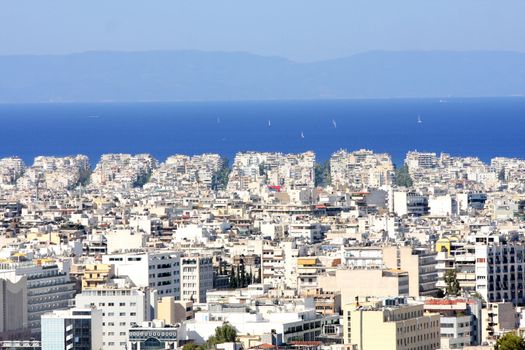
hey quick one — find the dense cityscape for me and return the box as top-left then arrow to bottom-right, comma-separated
1,148 -> 525,349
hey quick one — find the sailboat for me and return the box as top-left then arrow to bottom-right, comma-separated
417,115 -> 423,124
301,131 -> 305,139
332,119 -> 337,128
268,120 -> 271,127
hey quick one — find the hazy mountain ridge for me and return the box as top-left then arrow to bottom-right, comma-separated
0,50 -> 524,102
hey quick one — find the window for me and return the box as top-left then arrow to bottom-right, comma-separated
119,302 -> 125,306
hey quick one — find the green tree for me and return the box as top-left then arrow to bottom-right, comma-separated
207,324 -> 238,347
444,269 -> 461,296
495,332 -> 525,350
314,160 -> 331,187
248,267 -> 253,285
240,261 -> 246,288
183,343 -> 206,350
395,164 -> 413,187
229,266 -> 237,288
498,168 -> 506,181
212,157 -> 231,190
471,291 -> 486,305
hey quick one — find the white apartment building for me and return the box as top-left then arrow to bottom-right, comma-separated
392,190 -> 429,216
424,298 -> 482,349
405,151 -> 438,171
102,251 -> 181,298
75,285 -> 154,350
179,298 -> 331,344
260,240 -> 303,289
475,241 -> 525,305
330,149 -> 394,190
180,256 -> 213,303
429,195 -> 458,217
288,223 -> 323,243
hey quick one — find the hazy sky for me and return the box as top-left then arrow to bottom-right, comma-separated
1,0 -> 524,61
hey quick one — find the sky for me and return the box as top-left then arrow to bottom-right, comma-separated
1,0 -> 524,62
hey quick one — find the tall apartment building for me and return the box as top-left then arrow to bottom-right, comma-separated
343,297 -> 441,350
474,239 -> 525,305
41,308 -> 102,350
180,256 -> 213,303
102,251 -> 181,298
330,149 -> 394,190
0,260 -> 76,338
75,285 -> 154,350
0,276 -> 28,339
405,151 -> 438,171
435,238 -> 477,292
260,240 -> 302,289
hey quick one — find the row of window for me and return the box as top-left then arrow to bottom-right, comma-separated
97,302 -> 136,307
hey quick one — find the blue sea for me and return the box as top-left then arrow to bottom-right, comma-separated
0,98 -> 524,166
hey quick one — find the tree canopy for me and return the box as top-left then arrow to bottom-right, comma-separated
495,332 -> 525,350
444,269 -> 461,296
395,164 -> 413,187
183,324 -> 238,350
207,323 -> 238,347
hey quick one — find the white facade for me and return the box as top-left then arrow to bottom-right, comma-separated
103,251 -> 181,298
475,242 -> 525,305
180,256 -> 214,303
179,299 -> 328,344
75,287 -> 154,350
429,194 -> 458,217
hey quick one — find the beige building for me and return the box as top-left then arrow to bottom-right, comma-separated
81,264 -> 115,290
301,288 -> 342,316
382,246 -> 439,297
319,267 -> 409,306
297,257 -> 325,292
343,297 -> 440,350
156,296 -> 194,324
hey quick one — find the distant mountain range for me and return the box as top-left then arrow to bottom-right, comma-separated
0,50 -> 524,102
